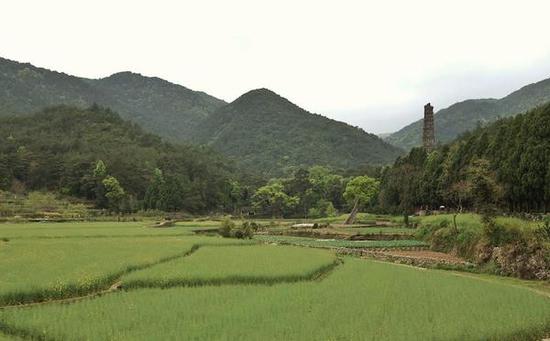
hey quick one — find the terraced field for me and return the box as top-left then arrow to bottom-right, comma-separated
0,221 -> 548,340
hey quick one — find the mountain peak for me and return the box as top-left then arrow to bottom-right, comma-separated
237,88 -> 281,100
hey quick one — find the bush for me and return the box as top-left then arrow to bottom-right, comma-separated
535,216 -> 550,241
454,229 -> 480,259
219,218 -> 235,238
431,227 -> 457,253
219,219 -> 253,239
482,219 -> 522,247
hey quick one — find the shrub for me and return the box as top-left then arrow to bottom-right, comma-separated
454,229 -> 480,259
431,227 -> 457,253
535,216 -> 550,241
482,219 -> 522,247
219,218 -> 235,238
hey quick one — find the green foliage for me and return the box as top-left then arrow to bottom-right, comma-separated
343,175 -> 379,208
219,218 -> 236,238
0,106 -> 238,214
386,77 -> 550,150
0,191 -> 88,219
102,176 -> 125,212
191,89 -> 403,176
252,182 -> 299,218
0,57 -> 225,142
535,216 -> 550,241
380,103 -> 550,212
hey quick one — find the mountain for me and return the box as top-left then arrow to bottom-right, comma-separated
191,89 -> 403,175
385,77 -> 550,150
0,57 -> 225,141
0,57 -> 402,174
0,105 -> 235,212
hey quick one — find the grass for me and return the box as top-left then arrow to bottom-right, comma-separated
415,213 -> 541,231
122,245 -> 338,288
0,236 -> 251,306
0,221 -> 204,239
1,258 -> 548,340
339,227 -> 413,235
255,235 -> 428,248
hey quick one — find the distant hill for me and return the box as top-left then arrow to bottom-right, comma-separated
385,77 -> 550,150
0,57 -> 225,141
0,105 -> 235,212
192,89 -> 403,175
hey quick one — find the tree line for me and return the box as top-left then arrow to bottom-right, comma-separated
378,102 -> 550,214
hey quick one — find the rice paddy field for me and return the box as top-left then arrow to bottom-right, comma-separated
0,221 -> 549,340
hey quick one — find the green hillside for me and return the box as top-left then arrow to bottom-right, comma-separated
192,89 -> 403,176
386,77 -> 550,150
0,105 -> 235,213
0,57 -> 225,141
380,101 -> 550,212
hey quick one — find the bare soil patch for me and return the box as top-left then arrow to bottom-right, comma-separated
381,250 -> 466,265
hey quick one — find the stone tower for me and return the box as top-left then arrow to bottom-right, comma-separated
423,103 -> 435,151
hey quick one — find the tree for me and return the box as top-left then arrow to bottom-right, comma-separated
343,176 -> 379,225
447,180 -> 473,232
92,160 -> 108,208
468,159 -> 502,214
102,176 -> 125,212
143,168 -> 166,210
252,182 -> 299,218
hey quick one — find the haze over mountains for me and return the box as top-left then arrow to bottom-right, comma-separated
386,77 -> 550,150
0,57 -> 402,174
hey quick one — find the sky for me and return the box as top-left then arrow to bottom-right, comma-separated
2,0 -> 550,134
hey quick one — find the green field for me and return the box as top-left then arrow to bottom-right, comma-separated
0,221 -> 548,340
255,234 -> 428,248
123,245 -> 338,288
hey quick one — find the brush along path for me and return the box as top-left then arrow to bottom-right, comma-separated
121,245 -> 340,289
1,258 -> 548,341
0,237 -> 253,307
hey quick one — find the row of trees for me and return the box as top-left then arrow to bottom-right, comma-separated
378,102 -> 550,214
239,166 -> 379,219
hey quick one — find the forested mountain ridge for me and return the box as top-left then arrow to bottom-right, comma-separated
0,105 -> 236,213
192,88 -> 404,176
379,101 -> 550,212
385,77 -> 550,150
0,57 -> 226,141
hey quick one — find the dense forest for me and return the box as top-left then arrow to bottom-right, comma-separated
0,57 -> 402,173
0,57 -> 226,141
0,106 -> 239,213
379,102 -> 550,213
192,88 -> 403,176
386,77 -> 550,150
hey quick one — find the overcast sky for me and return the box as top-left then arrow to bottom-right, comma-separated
2,0 -> 550,133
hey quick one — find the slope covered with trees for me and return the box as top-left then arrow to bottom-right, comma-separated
192,89 -> 403,176
379,102 -> 550,213
0,57 -> 225,141
386,77 -> 550,150
0,105 -> 237,213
